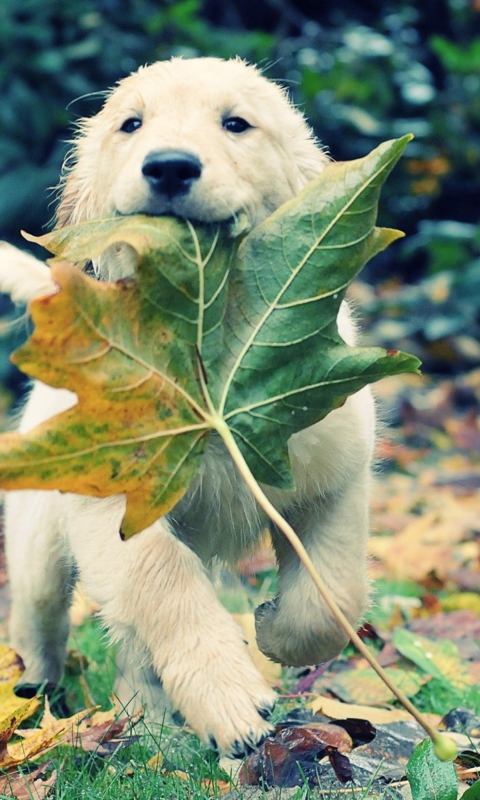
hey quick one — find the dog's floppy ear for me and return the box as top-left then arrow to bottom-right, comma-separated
54,125 -> 92,229
280,105 -> 330,193
55,161 -> 97,229
55,168 -> 81,229
291,134 -> 330,192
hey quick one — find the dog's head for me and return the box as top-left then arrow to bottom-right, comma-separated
56,57 -> 328,233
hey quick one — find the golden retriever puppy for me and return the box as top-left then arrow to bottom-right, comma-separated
0,57 -> 375,756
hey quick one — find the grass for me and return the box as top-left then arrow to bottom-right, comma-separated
1,574 -> 476,799
415,678 -> 480,717
48,736 -> 226,799
64,615 -> 117,711
28,614 -> 235,799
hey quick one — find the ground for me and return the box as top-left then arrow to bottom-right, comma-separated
0,366 -> 478,798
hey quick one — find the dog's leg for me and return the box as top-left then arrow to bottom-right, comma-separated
0,243 -> 55,303
5,491 -> 75,693
256,472 -> 371,666
255,388 -> 375,667
64,496 -> 275,756
113,638 -> 173,723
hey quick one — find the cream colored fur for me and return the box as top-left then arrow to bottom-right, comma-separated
0,57 -> 375,756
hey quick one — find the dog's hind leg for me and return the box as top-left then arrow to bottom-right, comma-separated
5,490 -> 75,694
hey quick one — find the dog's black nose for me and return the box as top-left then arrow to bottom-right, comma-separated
142,151 -> 202,198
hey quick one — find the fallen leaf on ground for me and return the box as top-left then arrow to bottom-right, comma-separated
308,694 -> 441,727
442,593 -> 480,615
1,706 -> 94,769
0,762 -> 56,799
200,779 -> 232,795
392,628 -> 472,690
0,646 -> 41,722
145,752 -> 164,771
238,722 -> 365,788
233,613 -> 282,683
369,506 -> 473,581
16,700 -> 142,759
0,646 -> 25,685
409,610 -> 480,641
144,752 -> 220,787
0,697 -> 43,766
327,665 -> 428,705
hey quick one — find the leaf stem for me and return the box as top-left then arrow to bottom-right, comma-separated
216,418 -> 455,757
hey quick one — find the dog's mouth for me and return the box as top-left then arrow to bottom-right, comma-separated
86,208 -> 251,281
115,208 -> 252,237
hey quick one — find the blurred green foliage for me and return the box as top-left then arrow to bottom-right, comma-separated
0,0 -> 274,245
1,0 -> 479,381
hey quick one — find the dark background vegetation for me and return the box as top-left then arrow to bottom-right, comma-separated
1,0 -> 480,393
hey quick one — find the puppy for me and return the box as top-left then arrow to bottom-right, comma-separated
0,57 -> 375,756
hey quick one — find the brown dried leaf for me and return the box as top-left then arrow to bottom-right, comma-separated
239,739 -> 292,787
410,610 -> 480,641
326,746 -> 354,784
239,723 -> 357,788
275,722 -> 353,754
0,763 -> 56,799
17,703 -> 142,758
330,718 -> 377,747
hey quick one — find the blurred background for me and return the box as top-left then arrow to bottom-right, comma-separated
0,0 -> 479,404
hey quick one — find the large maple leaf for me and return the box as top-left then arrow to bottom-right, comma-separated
0,135 -> 420,536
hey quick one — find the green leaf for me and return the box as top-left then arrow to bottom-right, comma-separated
392,629 -> 472,690
216,134 -> 419,485
1,262 -> 208,536
463,780 -> 480,799
406,739 -> 458,800
4,221 -> 235,535
0,136 -> 420,536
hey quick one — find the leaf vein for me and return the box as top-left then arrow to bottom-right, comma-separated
219,153 -> 396,412
4,422 -> 209,470
71,300 -> 204,416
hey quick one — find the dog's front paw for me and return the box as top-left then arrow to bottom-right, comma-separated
206,693 -> 276,758
163,655 -> 276,756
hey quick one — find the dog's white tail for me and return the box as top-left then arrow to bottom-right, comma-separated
0,242 -> 56,304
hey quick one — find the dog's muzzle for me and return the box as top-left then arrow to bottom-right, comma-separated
142,150 -> 202,199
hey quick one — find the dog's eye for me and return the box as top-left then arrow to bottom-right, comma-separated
223,116 -> 252,134
120,117 -> 142,134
